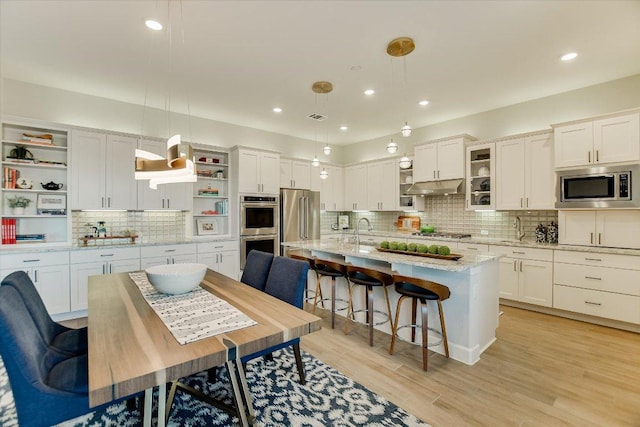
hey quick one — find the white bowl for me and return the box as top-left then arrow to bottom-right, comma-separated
145,263 -> 207,295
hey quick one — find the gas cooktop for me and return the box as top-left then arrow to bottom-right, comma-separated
411,232 -> 471,239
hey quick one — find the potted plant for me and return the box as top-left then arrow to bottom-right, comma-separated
7,195 -> 32,215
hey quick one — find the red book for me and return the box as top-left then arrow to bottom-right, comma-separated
10,218 -> 16,244
2,218 -> 6,244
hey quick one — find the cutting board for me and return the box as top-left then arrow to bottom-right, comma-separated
397,215 -> 420,232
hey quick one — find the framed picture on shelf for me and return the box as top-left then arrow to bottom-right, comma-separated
196,218 -> 218,235
36,193 -> 66,215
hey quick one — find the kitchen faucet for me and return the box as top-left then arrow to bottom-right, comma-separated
356,217 -> 373,245
514,216 -> 525,241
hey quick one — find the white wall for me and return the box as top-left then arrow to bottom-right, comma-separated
3,74 -> 640,165
342,73 -> 640,164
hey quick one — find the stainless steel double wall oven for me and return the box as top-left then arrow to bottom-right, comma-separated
239,195 -> 279,269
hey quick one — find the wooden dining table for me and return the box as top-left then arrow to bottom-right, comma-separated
88,268 -> 322,426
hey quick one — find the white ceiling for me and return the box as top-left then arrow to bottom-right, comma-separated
1,1 -> 640,145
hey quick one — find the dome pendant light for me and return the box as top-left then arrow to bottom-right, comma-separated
399,154 -> 412,169
323,144 -> 331,155
320,168 -> 329,180
401,122 -> 412,137
386,139 -> 398,154
311,154 -> 320,167
387,37 -> 415,141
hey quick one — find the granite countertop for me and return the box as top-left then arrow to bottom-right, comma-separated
322,230 -> 640,256
283,240 -> 500,272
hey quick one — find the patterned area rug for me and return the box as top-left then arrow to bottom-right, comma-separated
1,348 -> 429,426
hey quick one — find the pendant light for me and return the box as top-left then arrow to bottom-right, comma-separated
320,168 -> 329,180
387,37 -> 415,138
399,154 -> 412,169
386,139 -> 398,154
311,155 -> 320,167
323,144 -> 331,155
312,81 -> 333,178
135,0 -> 197,189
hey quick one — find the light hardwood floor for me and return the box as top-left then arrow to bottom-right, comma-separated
65,305 -> 640,426
300,305 -> 640,427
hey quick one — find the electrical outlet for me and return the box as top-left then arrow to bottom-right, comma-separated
480,229 -> 489,235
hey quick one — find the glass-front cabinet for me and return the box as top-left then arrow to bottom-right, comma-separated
1,120 -> 71,246
397,157 -> 424,211
466,142 -> 495,210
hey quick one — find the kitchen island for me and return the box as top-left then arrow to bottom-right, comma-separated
284,240 -> 500,365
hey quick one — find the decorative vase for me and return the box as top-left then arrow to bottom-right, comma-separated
547,222 -> 558,244
12,207 -> 25,215
535,223 -> 547,244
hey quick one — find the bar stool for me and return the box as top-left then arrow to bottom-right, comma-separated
343,265 -> 394,346
313,259 -> 350,329
389,274 -> 450,371
288,252 -> 322,305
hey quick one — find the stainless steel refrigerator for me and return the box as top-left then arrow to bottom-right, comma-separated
280,189 -> 320,256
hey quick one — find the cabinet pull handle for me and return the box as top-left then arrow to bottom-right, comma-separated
22,259 -> 41,263
598,233 -> 601,245
102,264 -> 106,274
526,198 -> 529,208
512,251 -> 525,255
100,254 -> 114,257
437,170 -> 440,179
214,245 -> 223,249
520,198 -> 523,208
584,301 -> 602,306
109,264 -> 113,274
596,150 -> 599,162
513,260 -> 517,271
588,151 -> 591,163
108,197 -> 111,208
167,199 -> 170,209
467,247 -> 477,251
162,199 -> 165,209
584,257 -> 602,262
433,170 -> 436,179
34,270 -> 38,282
102,197 -> 105,208
519,260 -> 523,272
585,276 -> 602,280
590,232 -> 594,244
165,249 -> 177,253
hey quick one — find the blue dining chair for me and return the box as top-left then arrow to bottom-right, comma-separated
240,250 -> 274,291
1,270 -> 87,356
241,256 -> 309,384
0,285 -> 138,426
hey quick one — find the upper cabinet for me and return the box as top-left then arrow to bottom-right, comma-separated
71,130 -> 137,210
398,158 -> 424,211
232,148 -> 279,194
319,165 -> 344,211
496,132 -> 554,210
192,146 -> 231,238
414,135 -> 472,182
366,158 -> 397,211
554,112 -> 640,168
1,120 -> 71,246
344,163 -> 367,210
280,158 -> 311,189
137,138 -> 192,211
466,143 -> 495,210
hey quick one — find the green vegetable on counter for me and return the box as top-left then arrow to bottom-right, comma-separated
428,245 -> 439,254
417,244 -> 428,253
398,242 -> 408,251
380,240 -> 390,249
389,241 -> 399,250
407,243 -> 417,252
438,245 -> 451,256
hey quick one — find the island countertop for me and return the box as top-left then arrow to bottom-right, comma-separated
282,239 -> 500,272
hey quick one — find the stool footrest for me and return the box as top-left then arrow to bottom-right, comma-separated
394,324 -> 445,348
348,308 -> 391,327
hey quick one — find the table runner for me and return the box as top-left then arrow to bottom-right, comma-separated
129,272 -> 257,345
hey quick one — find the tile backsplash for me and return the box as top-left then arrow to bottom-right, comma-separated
72,211 -> 187,246
321,194 -> 558,241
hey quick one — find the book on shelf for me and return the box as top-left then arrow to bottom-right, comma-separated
22,133 -> 54,144
16,233 -> 46,242
2,218 -> 17,244
3,167 -> 19,189
21,138 -> 55,146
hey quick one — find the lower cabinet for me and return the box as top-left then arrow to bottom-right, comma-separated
491,245 -> 553,307
197,241 -> 239,279
0,251 -> 70,315
140,243 -> 197,268
553,250 -> 640,324
69,247 -> 141,311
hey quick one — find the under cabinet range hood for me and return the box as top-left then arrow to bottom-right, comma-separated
405,178 -> 465,196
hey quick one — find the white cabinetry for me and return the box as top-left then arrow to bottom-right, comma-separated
1,120 -> 71,246
558,210 -> 640,249
69,247 -> 140,311
398,159 -> 424,211
71,130 -> 137,210
0,251 -> 70,315
344,164 -> 367,210
197,241 -> 238,279
554,112 -> 640,168
414,135 -> 470,182
232,148 -> 280,194
140,243 -> 197,268
366,159 -> 397,210
192,147 -> 231,238
137,138 -> 192,211
496,132 -> 554,210
466,143 -> 495,210
280,158 -> 311,189
319,165 -> 344,211
553,250 -> 640,324
491,245 -> 553,307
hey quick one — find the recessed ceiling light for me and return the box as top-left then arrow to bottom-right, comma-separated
273,107 -> 282,113
561,52 -> 578,61
418,100 -> 430,106
339,126 -> 348,131
350,66 -> 362,71
364,89 -> 375,96
145,19 -> 163,31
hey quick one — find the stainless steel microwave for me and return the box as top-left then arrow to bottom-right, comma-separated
556,164 -> 640,208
